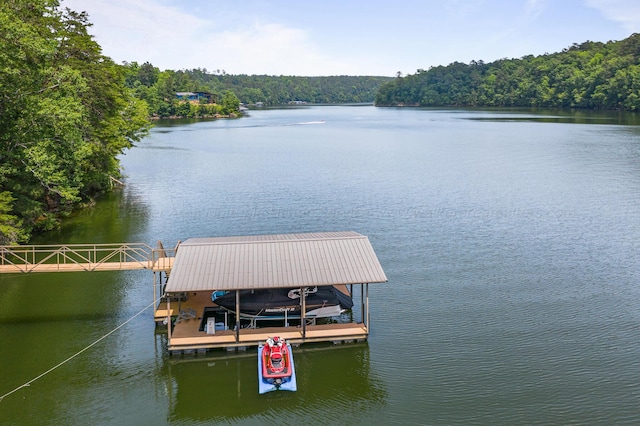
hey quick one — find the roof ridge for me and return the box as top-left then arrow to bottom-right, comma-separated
182,231 -> 364,246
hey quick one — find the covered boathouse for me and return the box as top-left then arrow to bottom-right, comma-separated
157,231 -> 387,353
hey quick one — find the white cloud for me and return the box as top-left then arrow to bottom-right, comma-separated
584,0 -> 640,32
63,0 -> 210,65
192,22 -> 356,76
61,0 -> 356,75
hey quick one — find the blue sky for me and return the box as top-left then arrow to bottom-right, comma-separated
61,0 -> 640,76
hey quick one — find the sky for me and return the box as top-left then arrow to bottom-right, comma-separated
60,0 -> 640,77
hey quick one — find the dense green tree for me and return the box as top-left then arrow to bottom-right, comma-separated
221,90 -> 240,115
123,63 -> 392,116
138,61 -> 159,87
0,0 -> 150,243
175,101 -> 191,117
0,192 -> 25,245
375,33 -> 640,111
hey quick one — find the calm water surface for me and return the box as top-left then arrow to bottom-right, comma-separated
1,106 -> 640,425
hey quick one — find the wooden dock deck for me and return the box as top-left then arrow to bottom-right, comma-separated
0,258 -> 174,273
155,290 -> 368,353
168,322 -> 368,352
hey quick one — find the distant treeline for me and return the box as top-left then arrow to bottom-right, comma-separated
375,33 -> 640,110
123,63 -> 393,117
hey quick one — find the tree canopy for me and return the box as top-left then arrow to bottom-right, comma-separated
0,0 -> 150,243
375,34 -> 640,110
122,64 -> 392,118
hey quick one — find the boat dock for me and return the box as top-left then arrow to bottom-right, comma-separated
1,232 -> 388,353
160,232 -> 387,354
155,287 -> 370,352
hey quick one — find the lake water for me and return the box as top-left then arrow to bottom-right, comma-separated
1,106 -> 640,425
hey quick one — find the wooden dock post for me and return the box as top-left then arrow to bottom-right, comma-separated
301,286 -> 307,339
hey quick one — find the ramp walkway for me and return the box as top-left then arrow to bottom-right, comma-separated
0,243 -> 174,273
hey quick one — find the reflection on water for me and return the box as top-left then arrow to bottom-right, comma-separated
30,190 -> 151,244
166,344 -> 385,424
457,107 -> 640,125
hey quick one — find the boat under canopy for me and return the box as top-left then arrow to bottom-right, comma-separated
213,286 -> 354,319
159,231 -> 388,350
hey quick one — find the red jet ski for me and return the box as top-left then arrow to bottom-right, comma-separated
261,336 -> 292,384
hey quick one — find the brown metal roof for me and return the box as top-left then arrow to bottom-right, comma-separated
164,231 -> 387,293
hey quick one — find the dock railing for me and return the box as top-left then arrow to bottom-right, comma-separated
0,243 -> 176,273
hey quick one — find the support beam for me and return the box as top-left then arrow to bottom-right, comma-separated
153,271 -> 157,309
361,284 -> 365,324
167,298 -> 172,339
235,290 -> 240,343
366,283 -> 370,330
301,286 -> 306,339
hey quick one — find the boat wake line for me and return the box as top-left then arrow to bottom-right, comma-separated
0,299 -> 159,402
282,120 -> 326,126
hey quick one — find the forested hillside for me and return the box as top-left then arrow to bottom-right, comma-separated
0,1 -> 150,243
123,64 -> 392,117
375,33 -> 640,110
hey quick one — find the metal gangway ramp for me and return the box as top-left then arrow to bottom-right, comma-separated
0,243 -> 174,273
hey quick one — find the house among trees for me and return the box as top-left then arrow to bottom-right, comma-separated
175,91 -> 216,103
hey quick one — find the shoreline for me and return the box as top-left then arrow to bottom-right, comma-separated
149,112 -> 241,120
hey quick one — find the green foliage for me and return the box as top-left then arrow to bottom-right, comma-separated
0,191 -> 26,244
123,65 -> 393,117
221,90 -> 240,115
375,34 -> 640,111
0,0 -> 151,243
